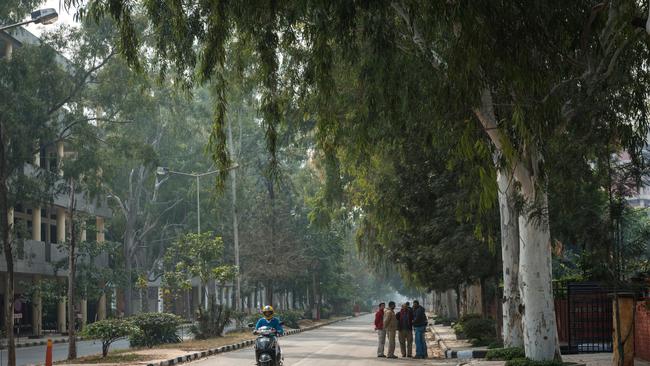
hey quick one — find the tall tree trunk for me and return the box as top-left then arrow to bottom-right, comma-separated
227,117 -> 241,311
265,176 -> 275,308
518,188 -> 561,361
475,89 -> 560,360
496,167 -> 524,347
67,178 -> 77,360
312,272 -> 319,320
1,127 -> 15,366
265,281 -> 273,307
124,248 -> 133,316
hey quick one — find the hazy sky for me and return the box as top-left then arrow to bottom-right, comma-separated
25,0 -> 78,37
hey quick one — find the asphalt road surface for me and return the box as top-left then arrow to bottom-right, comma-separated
188,314 -> 434,366
0,322 -> 196,366
0,338 -> 131,366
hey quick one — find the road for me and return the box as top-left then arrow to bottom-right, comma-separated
0,338 -> 131,366
188,314 -> 437,366
0,323 -> 196,366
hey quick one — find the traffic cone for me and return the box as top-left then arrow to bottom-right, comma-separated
45,339 -> 52,366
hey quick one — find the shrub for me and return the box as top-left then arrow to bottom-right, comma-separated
320,306 -> 332,319
246,309 -> 303,329
246,313 -> 262,328
459,313 -> 482,323
83,319 -> 140,357
487,340 -> 505,349
486,347 -> 526,361
278,310 -> 303,329
453,313 -> 495,343
505,358 -> 565,366
433,316 -> 455,326
190,296 -> 232,339
231,310 -> 248,329
471,337 -> 498,347
129,312 -> 182,348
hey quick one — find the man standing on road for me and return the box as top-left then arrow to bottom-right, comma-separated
383,301 -> 398,359
396,303 -> 413,358
374,302 -> 386,357
412,300 -> 428,359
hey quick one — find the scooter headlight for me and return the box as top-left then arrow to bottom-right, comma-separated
259,353 -> 273,363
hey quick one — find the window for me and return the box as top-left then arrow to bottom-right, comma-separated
50,225 -> 57,244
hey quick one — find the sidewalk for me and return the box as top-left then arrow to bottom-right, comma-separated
429,323 -> 650,366
429,322 -> 488,358
465,354 -> 650,366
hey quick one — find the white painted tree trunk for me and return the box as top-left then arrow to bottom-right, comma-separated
475,89 -> 560,360
518,189 -> 561,361
497,168 -> 524,348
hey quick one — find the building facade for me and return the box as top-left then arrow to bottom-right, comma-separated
1,27 -> 111,337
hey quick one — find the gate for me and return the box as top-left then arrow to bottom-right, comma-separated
566,282 -> 613,353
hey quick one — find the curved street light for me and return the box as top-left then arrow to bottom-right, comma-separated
0,8 -> 59,31
156,164 -> 239,233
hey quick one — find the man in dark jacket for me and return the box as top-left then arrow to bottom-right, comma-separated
396,303 -> 413,357
412,300 -> 428,359
374,302 -> 386,357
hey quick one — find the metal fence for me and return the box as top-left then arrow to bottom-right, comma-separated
554,282 -> 613,354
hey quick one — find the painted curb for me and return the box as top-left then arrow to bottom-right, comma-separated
144,315 -> 362,366
429,324 -> 490,359
443,349 -> 488,359
12,337 -> 88,349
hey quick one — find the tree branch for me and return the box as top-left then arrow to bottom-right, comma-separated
47,50 -> 117,116
473,88 -> 534,193
391,1 -> 443,69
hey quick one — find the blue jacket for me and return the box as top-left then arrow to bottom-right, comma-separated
255,317 -> 284,335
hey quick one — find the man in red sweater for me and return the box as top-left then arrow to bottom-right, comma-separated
374,302 -> 386,357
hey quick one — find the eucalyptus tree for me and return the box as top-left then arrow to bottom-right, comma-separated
66,0 -> 650,360
93,49 -> 220,314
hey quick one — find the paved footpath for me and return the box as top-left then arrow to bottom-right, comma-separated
188,314 -> 449,366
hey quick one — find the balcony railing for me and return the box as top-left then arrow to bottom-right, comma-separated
0,239 -> 109,276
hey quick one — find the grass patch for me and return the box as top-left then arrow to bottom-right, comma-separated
486,347 -> 525,361
159,330 -> 255,351
55,351 -> 157,364
505,358 -> 566,366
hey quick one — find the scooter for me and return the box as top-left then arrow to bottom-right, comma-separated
248,322 -> 284,366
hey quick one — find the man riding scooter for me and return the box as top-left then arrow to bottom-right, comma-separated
253,305 -> 284,366
255,305 -> 285,336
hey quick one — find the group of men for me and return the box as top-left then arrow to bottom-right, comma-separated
374,300 -> 428,359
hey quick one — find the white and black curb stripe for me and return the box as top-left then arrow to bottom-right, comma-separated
428,323 -> 489,359
13,337 -> 88,349
443,349 -> 488,359
145,315 -> 364,366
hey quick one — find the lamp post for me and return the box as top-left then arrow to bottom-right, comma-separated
156,165 -> 239,311
2,8 -> 59,61
156,165 -> 239,234
0,8 -> 59,31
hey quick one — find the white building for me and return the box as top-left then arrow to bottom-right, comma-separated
0,27 -> 111,337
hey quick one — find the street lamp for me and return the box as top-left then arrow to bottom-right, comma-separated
0,8 -> 59,31
156,164 -> 239,234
